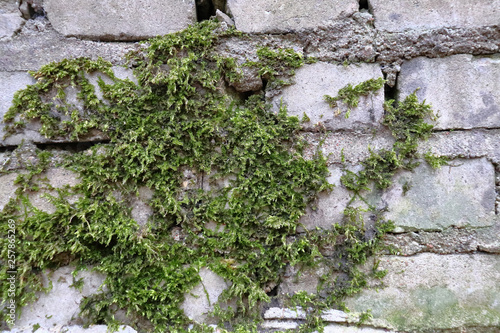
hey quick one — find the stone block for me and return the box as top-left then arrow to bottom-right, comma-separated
417,129 -> 500,165
299,166 -> 352,230
278,262 -> 330,297
398,55 -> 500,130
381,158 -> 496,232
227,0 -> 358,33
0,13 -> 25,40
1,67 -> 134,146
370,0 -> 500,32
181,268 -> 232,323
13,266 -> 106,329
0,72 -> 41,146
0,167 -> 80,214
345,253 -> 500,331
44,0 -> 196,41
271,62 -> 384,131
0,172 -> 19,211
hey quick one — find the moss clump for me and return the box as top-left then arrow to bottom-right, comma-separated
0,20 -> 333,332
341,92 -> 437,193
324,77 -> 385,119
1,20 -> 439,333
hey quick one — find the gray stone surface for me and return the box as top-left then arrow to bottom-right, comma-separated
227,0 -> 358,33
44,0 -> 196,41
0,13 -> 25,40
181,268 -> 232,323
0,0 -> 24,40
0,71 -> 41,146
13,266 -> 106,329
299,166 -> 352,230
418,129 -> 500,164
345,253 -> 500,331
7,325 -> 136,333
301,131 -> 394,165
0,27 -> 137,72
271,62 -> 385,131
0,167 -> 80,213
264,307 -> 351,323
370,0 -> 500,32
384,223 -> 500,256
1,67 -> 134,146
381,158 -> 496,232
278,262 -> 330,297
399,55 -> 500,130
0,172 -> 19,210
130,186 -> 154,227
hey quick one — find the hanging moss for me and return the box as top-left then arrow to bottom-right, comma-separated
1,20 -> 438,333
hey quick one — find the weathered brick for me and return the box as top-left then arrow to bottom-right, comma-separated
44,0 -> 196,41
398,55 -> 500,130
345,253 -> 500,331
370,0 -> 500,32
271,62 -> 384,131
227,0 -> 358,33
382,158 -> 496,232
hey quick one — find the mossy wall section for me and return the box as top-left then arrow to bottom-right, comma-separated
1,1 -> 500,333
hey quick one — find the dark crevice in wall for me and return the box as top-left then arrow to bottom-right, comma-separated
0,146 -> 18,153
384,76 -> 398,102
19,0 -> 46,19
196,0 -> 227,21
359,0 -> 370,11
35,140 -> 110,153
196,0 -> 215,22
266,284 -> 279,297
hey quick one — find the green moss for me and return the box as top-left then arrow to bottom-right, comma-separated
1,20 -> 440,333
324,77 -> 385,119
0,20 -> 330,332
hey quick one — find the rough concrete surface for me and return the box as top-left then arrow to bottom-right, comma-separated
345,253 -> 500,331
381,158 -> 496,232
44,0 -> 196,41
270,62 -> 385,131
399,54 -> 500,130
12,266 -> 106,330
370,0 -> 500,32
227,0 -> 358,33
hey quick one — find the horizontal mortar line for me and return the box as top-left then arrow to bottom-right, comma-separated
431,127 -> 500,134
